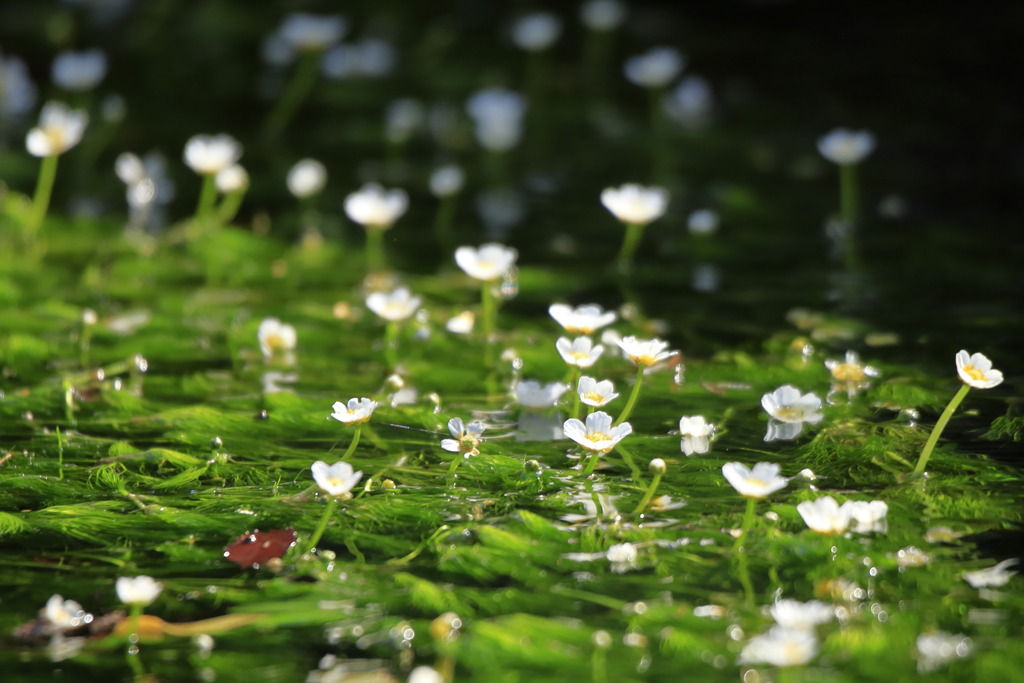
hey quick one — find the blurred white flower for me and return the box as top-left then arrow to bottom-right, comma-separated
515,380 -> 568,409
606,542 -> 638,573
825,350 -> 880,386
556,336 -> 604,369
278,13 -> 347,53
466,88 -> 526,152
624,46 -> 684,88
344,183 -> 408,230
116,576 -> 163,606
455,243 -> 518,281
215,164 -> 249,193
0,51 -> 37,116
769,599 -> 834,630
26,102 -> 88,157
577,376 -> 618,407
817,128 -> 875,165
797,496 -> 851,535
601,183 -> 669,225
721,461 -> 788,498
580,0 -> 627,31
257,317 -> 297,359
916,631 -> 972,673
445,310 -> 475,335
429,164 -> 465,198
408,666 -> 443,683
311,460 -> 363,498
843,500 -> 888,534
366,286 -> 422,322
385,98 -> 425,144
321,39 -> 396,79
679,415 -> 714,455
955,349 -> 1003,389
549,303 -> 616,335
686,209 -> 719,235
563,410 -> 631,453
617,335 -> 672,367
511,12 -> 562,51
739,627 -> 818,667
896,546 -> 932,569
664,75 -> 713,129
329,398 -> 378,425
44,595 -> 89,632
287,158 -> 327,198
962,558 -> 1018,588
183,133 -> 242,175
51,49 -> 107,91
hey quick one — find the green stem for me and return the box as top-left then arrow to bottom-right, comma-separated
616,222 -> 645,274
56,427 -> 64,480
733,497 -> 758,606
217,188 -> 246,224
125,603 -> 145,675
341,424 -> 362,460
384,321 -> 399,368
913,383 -> 971,476
28,154 -> 59,235
616,443 -> 645,486
194,173 -> 218,223
365,227 -> 385,272
434,194 -> 457,248
264,51 -> 320,140
582,450 -> 603,477
568,367 -> 581,419
305,497 -> 339,554
447,455 -> 464,479
631,472 -> 662,516
615,366 -> 645,425
481,280 -> 496,365
732,497 -> 758,554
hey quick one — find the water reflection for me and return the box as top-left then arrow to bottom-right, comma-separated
515,412 -> 563,442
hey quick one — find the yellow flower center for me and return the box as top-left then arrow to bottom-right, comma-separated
583,392 -> 604,403
588,431 -> 611,442
266,333 -> 286,350
830,363 -> 865,382
743,477 -> 767,493
569,351 -> 591,362
962,364 -> 987,382
774,407 -> 805,421
630,354 -> 656,367
326,477 -> 346,488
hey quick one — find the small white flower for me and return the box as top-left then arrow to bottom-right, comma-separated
563,410 -> 632,453
825,350 -> 880,385
896,546 -> 932,569
441,417 -> 486,456
44,595 -> 88,632
26,102 -> 88,157
51,49 -> 107,91
329,398 -> 377,425
617,335 -> 672,367
549,303 -> 617,335
769,599 -> 834,630
843,500 -> 888,534
739,627 -> 818,667
429,163 -> 465,198
0,53 -> 37,117
257,317 -> 296,359
184,134 -> 242,175
311,460 -> 363,498
962,558 -> 1018,588
577,376 -> 618,407
366,286 -> 422,322
321,39 -> 396,79
116,575 -> 163,606
762,385 -> 823,424
624,46 -> 684,89
215,164 -> 249,193
466,88 -> 527,152
455,243 -> 518,281
511,12 -> 562,52
287,158 -> 327,198
278,13 -> 346,52
580,0 -> 626,31
797,496 -> 851,535
686,209 -> 719,235
515,380 -> 568,409
556,336 -> 605,369
601,184 -> 669,226
606,543 -> 638,573
817,128 -> 876,165
445,310 -> 475,335
664,75 -> 713,129
721,462 -> 788,499
955,349 -> 1003,389
678,415 -> 714,455
408,666 -> 444,683
916,631 -> 972,673
344,183 -> 408,230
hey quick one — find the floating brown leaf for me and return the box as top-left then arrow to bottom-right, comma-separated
223,528 -> 297,569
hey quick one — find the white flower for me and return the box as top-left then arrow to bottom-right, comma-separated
563,410 -> 631,453
184,134 -> 242,175
962,558 -> 1018,588
896,546 -> 932,569
51,49 -> 107,91
287,158 -> 327,198
556,336 -> 604,369
257,317 -> 296,359
215,164 -> 249,193
916,631 -> 972,673
344,183 -> 408,230
825,350 -> 880,384
686,209 -> 719,235
445,310 -> 475,335
385,98 -> 425,143
25,102 -> 88,157
549,303 -> 617,335
278,13 -> 346,52
601,184 -> 669,225
366,286 -> 422,322
441,417 -> 486,456
843,500 -> 888,534
330,398 -> 377,425
466,88 -> 526,152
606,543 -> 638,573
1,52 -> 37,117
311,460 -> 363,498
769,599 -> 834,630
721,462 -> 788,499
955,350 -> 1003,389
678,415 -> 714,455
739,627 -> 818,667
321,39 -> 396,80
617,335 -> 673,367
455,243 -> 518,281
515,380 -> 568,409
580,0 -> 626,31
408,666 -> 444,683
797,496 -> 851,535
429,164 -> 465,197
511,12 -> 562,51
116,575 -> 163,606
817,128 -> 876,165
44,595 -> 88,631
577,376 -> 618,407
624,46 -> 684,88
762,385 -> 823,424
664,75 -> 713,129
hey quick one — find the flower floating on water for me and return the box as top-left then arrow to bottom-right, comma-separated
624,46 -> 685,89
962,558 -> 1018,588
287,158 -> 327,198
817,128 -> 876,165
955,349 -> 1003,389
311,460 -> 363,498
721,462 -> 788,499
606,543 -> 638,573
796,496 -> 851,535
678,415 -> 715,455
738,626 -> 819,667
769,599 -> 834,630
257,317 -> 297,360
916,631 -> 972,673
825,350 -> 880,399
515,380 -> 568,410
844,500 -> 888,534
762,384 -> 823,441
563,410 -> 632,453
330,398 -> 377,425
366,286 -> 422,322
578,376 -> 618,408
344,183 -> 409,230
44,595 -> 90,633
511,12 -> 562,52
184,133 -> 242,175
549,303 -> 617,335
26,102 -> 88,158
116,576 -> 163,606
441,417 -> 486,457
556,336 -> 604,369
51,49 -> 107,91
601,184 -> 669,226
896,546 -> 932,569
617,335 -> 673,367
455,243 -> 519,281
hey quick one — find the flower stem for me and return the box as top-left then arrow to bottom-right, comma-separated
125,603 -> 145,674
342,424 -> 362,460
384,320 -> 399,369
568,367 -> 581,419
616,222 -> 645,274
194,173 -> 218,223
264,51 -> 320,140
305,496 -> 338,554
481,281 -> 496,365
631,472 -> 662,516
365,227 -> 385,272
27,154 -> 59,235
615,366 -> 645,425
582,450 -> 602,477
732,497 -> 758,554
217,188 -> 246,224
913,383 -> 971,476
447,455 -> 463,478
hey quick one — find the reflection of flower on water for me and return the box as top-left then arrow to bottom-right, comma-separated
515,413 -> 563,442
761,384 -> 822,441
563,542 -> 639,573
738,626 -> 818,667
916,631 -> 972,673
514,380 -> 568,410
